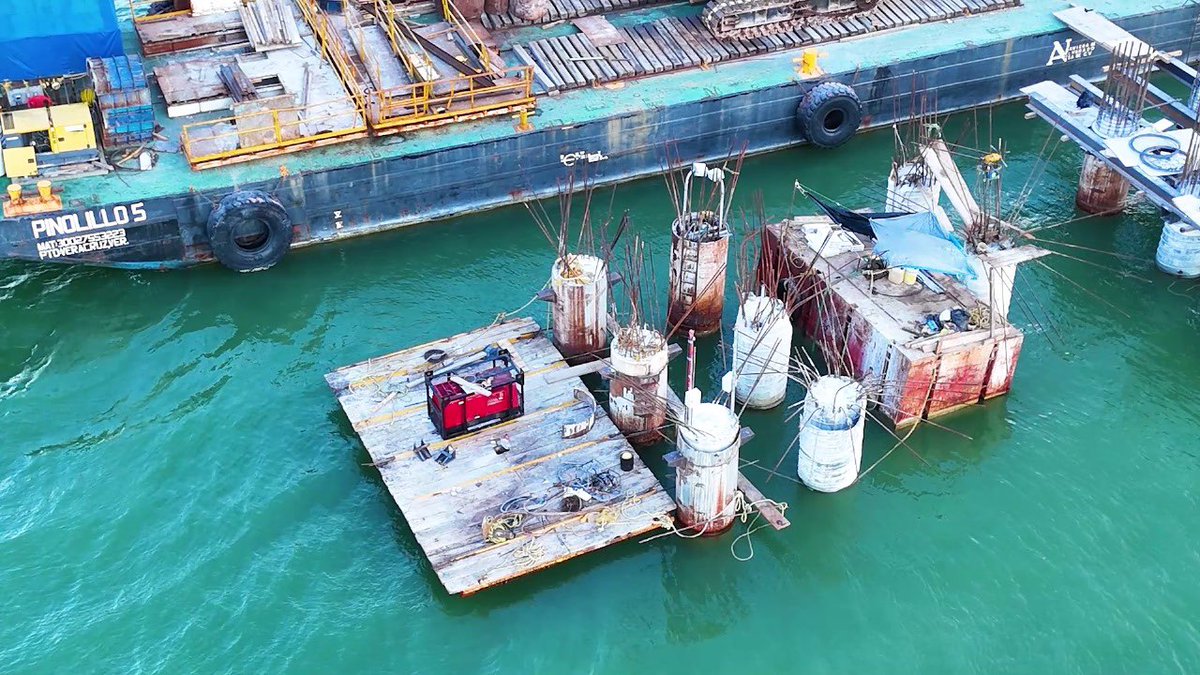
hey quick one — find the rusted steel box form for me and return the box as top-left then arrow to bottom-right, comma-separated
762,217 -> 1026,427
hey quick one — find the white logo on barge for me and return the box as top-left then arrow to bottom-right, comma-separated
30,202 -> 147,260
30,203 -> 147,240
560,150 -> 609,167
1047,39 -> 1097,66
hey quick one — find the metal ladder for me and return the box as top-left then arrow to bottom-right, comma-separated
674,161 -> 727,309
676,235 -> 701,309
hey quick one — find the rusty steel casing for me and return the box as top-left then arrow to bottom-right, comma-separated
675,402 -> 740,535
550,255 -> 608,362
667,213 -> 730,337
1076,153 -> 1130,215
608,327 -> 669,446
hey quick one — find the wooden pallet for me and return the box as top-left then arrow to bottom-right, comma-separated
512,0 -> 1018,91
135,10 -> 249,55
326,317 -> 676,596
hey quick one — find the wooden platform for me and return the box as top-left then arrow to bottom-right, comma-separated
510,0 -> 1018,92
326,317 -> 675,596
135,10 -> 249,55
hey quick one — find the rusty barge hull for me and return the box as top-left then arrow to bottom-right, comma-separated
763,219 -> 1025,427
2,1 -> 1198,269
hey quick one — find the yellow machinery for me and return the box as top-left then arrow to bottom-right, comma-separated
1,103 -> 99,179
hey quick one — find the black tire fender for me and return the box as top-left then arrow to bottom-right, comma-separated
206,190 -> 293,272
796,82 -> 863,149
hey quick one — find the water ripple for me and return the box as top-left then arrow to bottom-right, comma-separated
0,342 -> 54,401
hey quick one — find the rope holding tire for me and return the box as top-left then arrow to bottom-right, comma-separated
206,190 -> 293,272
796,81 -> 863,149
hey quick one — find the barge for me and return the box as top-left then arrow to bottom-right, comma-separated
1,0 -> 1198,271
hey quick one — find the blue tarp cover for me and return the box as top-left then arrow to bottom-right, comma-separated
1,0 -> 122,81
869,213 -> 976,280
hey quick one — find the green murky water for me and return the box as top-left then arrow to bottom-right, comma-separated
3,104 -> 1199,673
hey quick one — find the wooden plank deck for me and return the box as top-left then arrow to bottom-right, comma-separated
135,10 -> 248,55
517,0 -> 1015,90
326,317 -> 676,596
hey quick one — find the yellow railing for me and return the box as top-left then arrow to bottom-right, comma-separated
180,96 -> 368,167
349,13 -> 386,88
212,0 -> 536,144
371,66 -> 535,130
441,0 -> 492,73
373,0 -> 438,82
128,0 -> 190,22
295,0 -> 369,104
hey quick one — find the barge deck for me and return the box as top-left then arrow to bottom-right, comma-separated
325,316 -> 675,595
513,0 -> 1017,92
2,0 -> 1198,270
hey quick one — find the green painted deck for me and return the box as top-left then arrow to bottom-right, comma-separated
52,0 -> 1192,208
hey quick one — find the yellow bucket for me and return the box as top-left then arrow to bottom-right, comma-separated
37,180 -> 51,200
6,183 -> 21,203
903,268 -> 919,285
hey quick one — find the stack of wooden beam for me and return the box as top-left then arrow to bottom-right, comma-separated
239,0 -> 303,52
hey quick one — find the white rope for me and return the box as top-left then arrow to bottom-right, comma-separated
490,282 -> 547,326
638,491 -> 789,563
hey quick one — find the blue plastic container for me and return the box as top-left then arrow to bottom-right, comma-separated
87,55 -> 155,148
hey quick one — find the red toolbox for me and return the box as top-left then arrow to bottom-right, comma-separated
426,347 -> 525,440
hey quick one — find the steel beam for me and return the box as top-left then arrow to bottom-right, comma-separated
1022,79 -> 1191,225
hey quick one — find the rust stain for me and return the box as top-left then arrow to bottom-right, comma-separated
674,504 -> 735,537
667,231 -> 728,336
762,223 -> 1031,427
610,373 -> 666,446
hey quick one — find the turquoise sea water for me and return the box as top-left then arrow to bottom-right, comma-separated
2,104 -> 1199,673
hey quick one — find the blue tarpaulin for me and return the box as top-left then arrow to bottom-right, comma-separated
869,213 -> 976,281
1,0 -> 122,81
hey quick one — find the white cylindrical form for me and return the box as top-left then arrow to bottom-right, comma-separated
550,254 -> 608,361
796,375 -> 867,493
965,255 -> 1016,325
609,326 -> 669,446
732,293 -> 792,409
675,402 -> 741,534
1156,221 -> 1200,278
667,212 -> 730,336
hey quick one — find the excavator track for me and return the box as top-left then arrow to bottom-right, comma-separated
702,0 -> 878,41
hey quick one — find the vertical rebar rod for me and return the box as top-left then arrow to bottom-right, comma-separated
1095,39 -> 1156,138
